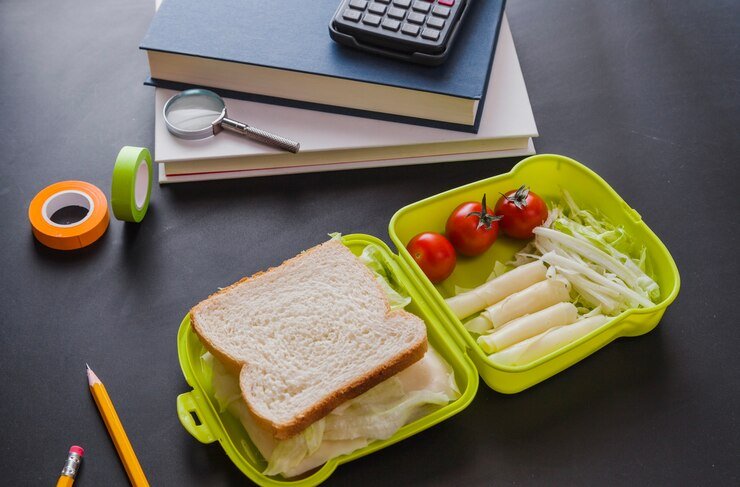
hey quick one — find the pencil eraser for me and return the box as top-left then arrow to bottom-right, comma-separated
70,445 -> 84,457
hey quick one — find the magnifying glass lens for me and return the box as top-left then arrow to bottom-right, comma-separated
165,92 -> 224,131
163,88 -> 299,152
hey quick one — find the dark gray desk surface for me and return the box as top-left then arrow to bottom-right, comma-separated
1,0 -> 738,485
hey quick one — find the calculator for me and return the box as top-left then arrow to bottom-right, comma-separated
329,0 -> 470,65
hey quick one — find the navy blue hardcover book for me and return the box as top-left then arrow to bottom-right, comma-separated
141,0 -> 506,133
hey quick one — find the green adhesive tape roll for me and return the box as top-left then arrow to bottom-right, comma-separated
111,146 -> 152,223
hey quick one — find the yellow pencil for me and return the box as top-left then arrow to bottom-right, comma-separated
56,446 -> 84,487
86,365 -> 150,487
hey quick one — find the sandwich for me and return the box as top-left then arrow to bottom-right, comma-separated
190,238 -> 459,477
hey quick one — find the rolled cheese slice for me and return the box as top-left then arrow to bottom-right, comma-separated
477,302 -> 579,354
483,277 -> 572,330
446,261 -> 547,320
488,314 -> 610,366
464,315 -> 494,334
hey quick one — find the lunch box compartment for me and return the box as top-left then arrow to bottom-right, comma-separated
389,154 -> 680,393
177,154 -> 680,485
177,234 -> 480,486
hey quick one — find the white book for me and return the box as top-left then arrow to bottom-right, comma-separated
158,140 -> 535,183
156,15 -> 537,183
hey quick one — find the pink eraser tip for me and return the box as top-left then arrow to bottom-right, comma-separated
69,446 -> 84,457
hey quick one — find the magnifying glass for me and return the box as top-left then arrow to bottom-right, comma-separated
163,89 -> 300,153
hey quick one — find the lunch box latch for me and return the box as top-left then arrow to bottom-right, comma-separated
177,390 -> 218,444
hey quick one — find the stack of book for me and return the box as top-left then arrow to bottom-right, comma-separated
142,0 -> 536,183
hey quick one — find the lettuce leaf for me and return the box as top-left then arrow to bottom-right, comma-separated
264,421 -> 326,477
331,377 -> 406,416
358,244 -> 412,310
205,343 -> 459,478
323,391 -> 450,441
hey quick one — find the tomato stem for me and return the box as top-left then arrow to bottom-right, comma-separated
504,185 -> 530,210
466,193 -> 503,230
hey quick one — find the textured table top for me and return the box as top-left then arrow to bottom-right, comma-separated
0,0 -> 738,484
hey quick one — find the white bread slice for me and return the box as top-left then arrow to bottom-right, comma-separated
191,239 -> 428,440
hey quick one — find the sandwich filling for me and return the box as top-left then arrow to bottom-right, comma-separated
205,345 -> 459,477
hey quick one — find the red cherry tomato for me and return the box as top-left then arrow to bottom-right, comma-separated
406,232 -> 456,283
494,185 -> 549,239
445,194 -> 502,256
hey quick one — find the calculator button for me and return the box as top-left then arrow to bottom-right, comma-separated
431,5 -> 450,17
393,0 -> 411,8
387,6 -> 406,19
438,0 -> 455,5
426,16 -> 445,29
349,0 -> 368,10
421,28 -> 440,40
401,23 -> 420,36
412,1 -> 431,13
381,18 -> 401,31
342,8 -> 362,21
368,2 -> 387,14
362,13 -> 382,26
407,12 -> 425,24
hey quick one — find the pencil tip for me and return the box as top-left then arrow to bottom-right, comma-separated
86,364 -> 101,386
86,363 -> 90,370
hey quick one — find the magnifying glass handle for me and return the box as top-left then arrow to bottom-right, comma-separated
221,118 -> 300,153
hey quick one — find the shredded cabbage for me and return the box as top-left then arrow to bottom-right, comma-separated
515,191 -> 660,315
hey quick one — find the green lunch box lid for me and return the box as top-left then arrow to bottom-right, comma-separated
176,153 -> 680,486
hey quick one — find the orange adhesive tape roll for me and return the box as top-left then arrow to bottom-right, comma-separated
28,181 -> 109,250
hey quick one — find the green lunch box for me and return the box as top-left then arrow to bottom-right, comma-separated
176,154 -> 680,486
